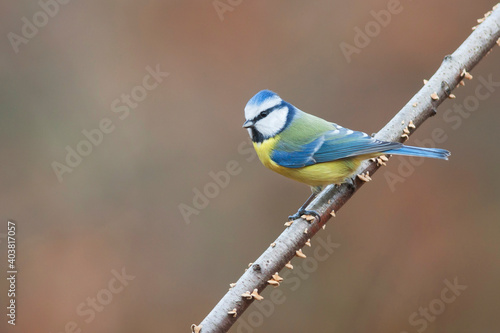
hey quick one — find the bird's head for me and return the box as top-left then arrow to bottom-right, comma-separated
243,90 -> 294,143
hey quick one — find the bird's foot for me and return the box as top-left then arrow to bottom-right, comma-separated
288,209 -> 321,222
343,177 -> 356,190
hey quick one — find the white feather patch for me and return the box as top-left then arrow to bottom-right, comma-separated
244,95 -> 282,121
254,106 -> 289,138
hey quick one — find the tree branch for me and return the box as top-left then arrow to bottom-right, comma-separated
194,4 -> 500,332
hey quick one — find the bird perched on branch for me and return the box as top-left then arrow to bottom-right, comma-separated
243,90 -> 450,220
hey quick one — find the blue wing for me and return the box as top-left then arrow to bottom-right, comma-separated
272,127 -> 402,168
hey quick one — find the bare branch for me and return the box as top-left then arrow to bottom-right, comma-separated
195,4 -> 500,333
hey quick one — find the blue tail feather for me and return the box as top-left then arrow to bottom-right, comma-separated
385,146 -> 450,160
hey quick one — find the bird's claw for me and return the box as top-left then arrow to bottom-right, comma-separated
343,177 -> 356,190
288,209 -> 321,221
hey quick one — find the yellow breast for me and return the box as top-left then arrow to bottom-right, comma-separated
253,138 -> 280,170
253,138 -> 364,187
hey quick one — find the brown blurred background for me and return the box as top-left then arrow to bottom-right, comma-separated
1,1 -> 500,332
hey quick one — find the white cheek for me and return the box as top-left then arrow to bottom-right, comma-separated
245,95 -> 282,120
254,107 -> 288,138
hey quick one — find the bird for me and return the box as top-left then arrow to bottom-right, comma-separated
242,89 -> 450,220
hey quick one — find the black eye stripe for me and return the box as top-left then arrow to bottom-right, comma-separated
259,110 -> 270,118
252,103 -> 282,122
253,111 -> 268,122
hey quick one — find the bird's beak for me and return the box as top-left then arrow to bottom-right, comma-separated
242,120 -> 254,128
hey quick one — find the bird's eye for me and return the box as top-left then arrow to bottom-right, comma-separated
260,110 -> 270,118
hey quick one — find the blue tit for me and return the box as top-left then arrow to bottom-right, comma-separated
242,90 -> 450,219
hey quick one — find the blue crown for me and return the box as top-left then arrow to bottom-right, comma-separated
246,90 -> 279,107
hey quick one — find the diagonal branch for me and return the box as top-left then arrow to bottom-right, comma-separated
194,4 -> 500,333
